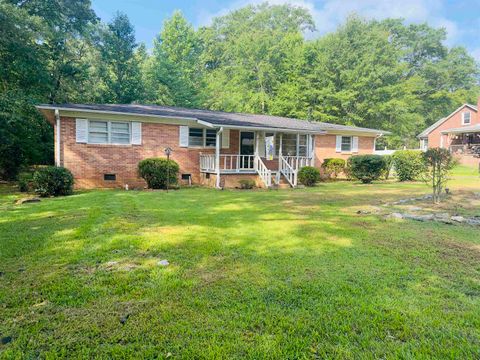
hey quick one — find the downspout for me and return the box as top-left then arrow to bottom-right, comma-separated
55,109 -> 61,166
215,127 -> 223,189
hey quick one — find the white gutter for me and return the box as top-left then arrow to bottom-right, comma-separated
55,109 -> 61,166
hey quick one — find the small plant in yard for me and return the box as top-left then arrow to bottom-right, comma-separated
392,150 -> 425,181
348,155 -> 385,184
138,158 -> 179,189
33,166 -> 74,197
422,148 -> 457,203
381,155 -> 394,180
298,166 -> 321,186
238,179 -> 256,189
321,158 -> 345,179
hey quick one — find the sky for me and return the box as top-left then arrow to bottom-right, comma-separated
91,0 -> 480,60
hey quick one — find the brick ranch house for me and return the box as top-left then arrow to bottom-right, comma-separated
37,104 -> 388,189
418,98 -> 480,168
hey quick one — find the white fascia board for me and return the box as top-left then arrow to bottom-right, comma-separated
35,105 -> 200,123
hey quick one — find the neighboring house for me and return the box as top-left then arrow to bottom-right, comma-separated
37,104 -> 388,189
418,98 -> 480,167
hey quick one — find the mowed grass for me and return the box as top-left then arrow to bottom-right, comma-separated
1,168 -> 479,359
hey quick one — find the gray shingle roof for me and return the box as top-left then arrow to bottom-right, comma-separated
36,103 -> 389,135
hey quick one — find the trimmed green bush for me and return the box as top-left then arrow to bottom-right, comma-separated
322,158 -> 346,179
238,179 -> 256,189
33,166 -> 74,197
138,158 -> 179,189
348,155 -> 385,184
392,150 -> 425,181
298,166 -> 321,186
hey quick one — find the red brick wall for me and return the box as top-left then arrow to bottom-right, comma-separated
427,106 -> 479,148
57,116 -> 378,188
313,134 -> 375,166
58,117 -> 240,189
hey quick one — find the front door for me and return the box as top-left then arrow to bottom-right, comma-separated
240,132 -> 255,168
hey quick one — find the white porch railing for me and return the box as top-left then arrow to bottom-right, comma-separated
200,154 -> 256,173
279,155 -> 297,187
199,154 -> 216,172
255,155 -> 272,187
282,156 -> 312,169
200,153 -> 312,188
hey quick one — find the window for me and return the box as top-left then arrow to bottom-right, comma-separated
298,134 -> 308,156
274,133 -> 310,156
188,128 -> 217,147
88,120 -> 131,144
188,128 -> 204,146
462,112 -> 471,125
89,121 -> 108,144
277,133 -> 297,156
111,122 -> 130,144
421,138 -> 428,151
341,136 -> 352,152
205,129 -> 217,147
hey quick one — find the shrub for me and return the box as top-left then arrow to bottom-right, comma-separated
381,155 -> 394,180
17,170 -> 35,192
238,179 -> 256,189
348,155 -> 385,184
33,166 -> 74,197
298,166 -> 321,186
138,158 -> 179,189
392,150 -> 425,181
422,148 -> 457,203
322,158 -> 346,179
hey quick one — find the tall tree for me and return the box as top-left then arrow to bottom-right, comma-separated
99,13 -> 141,103
199,3 -> 315,114
146,11 -> 203,107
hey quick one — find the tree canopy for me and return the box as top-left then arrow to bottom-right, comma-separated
1,2 -> 479,178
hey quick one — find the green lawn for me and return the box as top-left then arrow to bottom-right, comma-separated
1,168 -> 479,358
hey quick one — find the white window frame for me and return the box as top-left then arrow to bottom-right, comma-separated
188,127 -> 217,148
87,120 -> 132,145
462,112 -> 471,125
341,136 -> 352,152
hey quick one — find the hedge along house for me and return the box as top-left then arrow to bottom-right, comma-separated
36,104 -> 388,189
418,97 -> 480,168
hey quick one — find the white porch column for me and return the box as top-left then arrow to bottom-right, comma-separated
55,109 -> 61,166
215,127 -> 223,188
310,134 -> 315,166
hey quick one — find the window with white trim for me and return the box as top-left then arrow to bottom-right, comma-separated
341,136 -> 352,152
188,128 -> 203,146
462,112 -> 471,125
298,134 -> 308,156
188,128 -> 217,147
88,120 -> 131,144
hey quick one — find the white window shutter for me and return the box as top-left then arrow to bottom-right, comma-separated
335,135 -> 342,152
76,119 -> 88,143
131,122 -> 142,145
352,136 -> 359,153
221,129 -> 230,149
179,126 -> 189,147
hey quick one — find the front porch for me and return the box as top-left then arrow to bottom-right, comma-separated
446,131 -> 480,156
199,130 -> 315,188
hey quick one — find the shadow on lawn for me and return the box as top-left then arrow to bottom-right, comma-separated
1,186 -> 480,357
